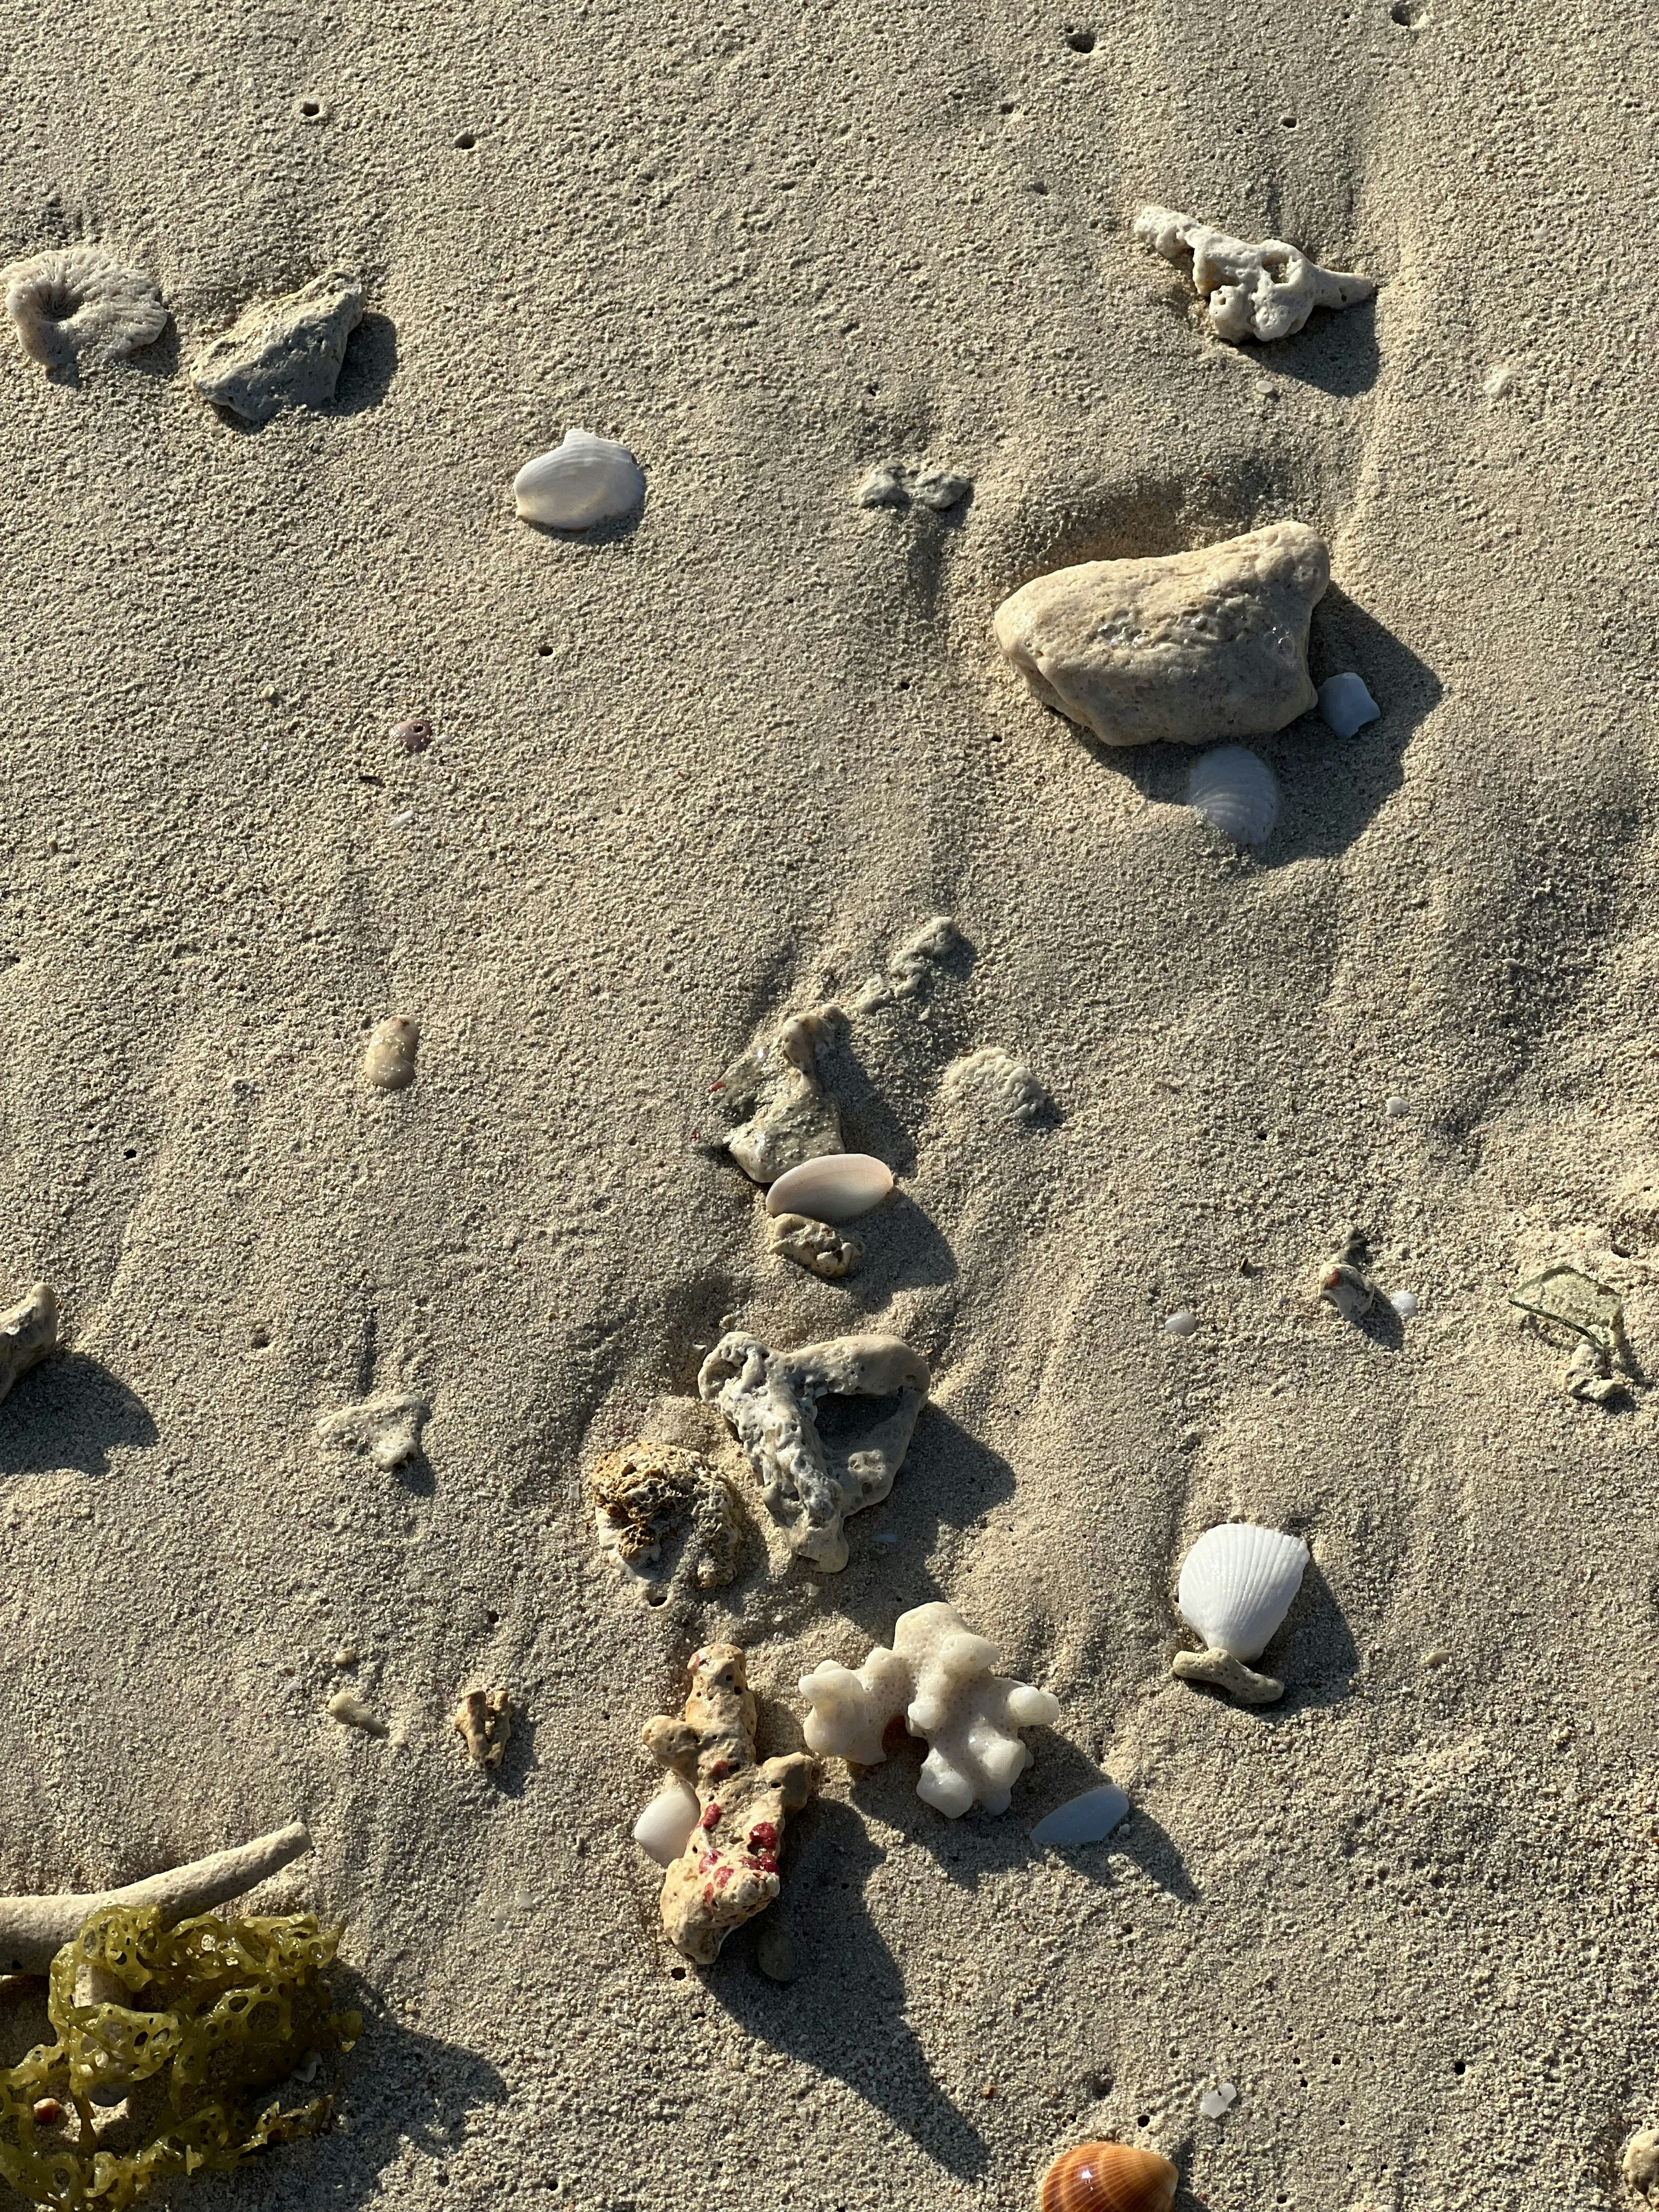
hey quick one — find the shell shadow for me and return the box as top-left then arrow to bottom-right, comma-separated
1080,581 -> 1440,866
1253,288 -> 1380,398
517,499 -> 645,548
0,1353 -> 158,1479
703,1799 -> 991,2181
1021,1740 -> 1202,1905
180,1968 -> 508,2212
1268,1559 -> 1359,1715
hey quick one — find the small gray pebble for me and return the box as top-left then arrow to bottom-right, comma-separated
855,465 -> 909,509
756,1918 -> 798,1983
912,470 -> 971,512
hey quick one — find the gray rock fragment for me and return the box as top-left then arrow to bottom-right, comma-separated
191,269 -> 364,425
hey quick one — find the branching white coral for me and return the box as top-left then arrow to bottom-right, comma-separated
698,1332 -> 928,1571
1134,205 -> 1373,343
800,1602 -> 1060,1816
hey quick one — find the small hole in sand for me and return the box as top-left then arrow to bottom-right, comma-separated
1390,0 -> 1428,20
455,129 -> 477,149
299,99 -> 321,116
1065,27 -> 1096,50
669,1965 -> 686,1980
644,1585 -> 668,1608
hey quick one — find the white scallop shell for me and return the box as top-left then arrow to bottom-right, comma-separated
1188,745 -> 1280,845
513,429 -> 645,528
631,1778 -> 699,1866
764,1152 -> 893,1224
1176,1522 -> 1309,1660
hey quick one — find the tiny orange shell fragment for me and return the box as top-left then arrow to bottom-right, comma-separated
1037,2141 -> 1179,2212
32,2098 -> 63,2126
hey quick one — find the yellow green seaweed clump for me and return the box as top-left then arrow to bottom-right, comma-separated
0,1903 -> 360,2209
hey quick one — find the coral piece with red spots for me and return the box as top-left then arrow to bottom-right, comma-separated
640,1644 -> 818,1965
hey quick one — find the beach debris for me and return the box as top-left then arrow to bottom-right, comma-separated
0,1821 -> 312,1977
715,1007 -> 844,1185
191,269 -> 364,424
800,1601 -> 1060,1816
768,1213 -> 863,1280
1564,1339 -> 1625,1406
855,462 -> 971,512
1162,1308 -> 1198,1339
1385,1095 -> 1411,1118
850,914 -> 969,1012
361,1014 -> 419,1090
1171,1522 -> 1310,1704
1039,2140 -> 1179,2212
994,524 -> 1328,748
513,428 -> 645,528
640,1643 -> 818,1965
1199,2082 -> 1238,2120
699,1331 -> 929,1571
1030,1780 -> 1130,1848
632,1778 -> 700,1867
1189,744 -> 1281,846
1318,671 -> 1380,737
1134,205 -> 1375,343
1623,2129 -> 1659,2195
0,1899 -> 357,2204
755,1916 -> 798,1983
3,247 -> 168,372
0,1284 -> 58,1408
588,1442 -> 744,1591
1510,1264 -> 1625,1357
325,1690 -> 387,1736
765,1153 -> 893,1224
940,1047 -> 1052,1124
391,716 -> 433,753
1388,1287 -> 1420,1321
1318,1229 -> 1377,1322
317,1388 -> 429,1471
452,1686 -> 512,1769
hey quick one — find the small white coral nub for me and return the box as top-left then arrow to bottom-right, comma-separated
800,1602 -> 1060,1817
1134,205 -> 1374,343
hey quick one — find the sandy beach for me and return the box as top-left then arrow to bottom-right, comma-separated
0,0 -> 1654,2206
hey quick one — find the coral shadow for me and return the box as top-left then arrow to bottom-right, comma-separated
327,313 -> 398,416
706,1801 -> 990,2181
0,1354 -> 157,1479
1255,289 -> 1381,398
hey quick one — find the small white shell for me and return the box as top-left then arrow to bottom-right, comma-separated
631,1778 -> 699,1866
1389,1288 -> 1419,1319
1176,1522 -> 1309,1661
1385,1095 -> 1410,1118
764,1152 -> 893,1224
1317,671 -> 1380,738
1188,746 -> 1280,845
513,429 -> 645,529
1030,1780 -> 1129,1847
1163,1308 -> 1197,1338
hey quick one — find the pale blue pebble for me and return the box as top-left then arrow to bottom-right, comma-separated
1030,1780 -> 1130,1848
1318,671 -> 1380,738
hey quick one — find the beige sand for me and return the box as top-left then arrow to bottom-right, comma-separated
0,2 -> 1652,2207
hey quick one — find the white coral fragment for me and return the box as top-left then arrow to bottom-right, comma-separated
317,1389 -> 429,1471
0,1283 -> 58,1407
3,247 -> 168,371
698,1331 -> 928,1571
800,1602 -> 1060,1816
714,1007 -> 844,1185
1135,205 -> 1374,343
940,1047 -> 1051,1124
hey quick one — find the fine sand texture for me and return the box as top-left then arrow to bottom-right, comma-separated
1,2 -> 1655,2208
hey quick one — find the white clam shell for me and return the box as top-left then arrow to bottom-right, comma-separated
1176,1522 -> 1309,1661
764,1152 -> 893,1224
1188,745 -> 1280,845
631,1778 -> 699,1866
513,429 -> 645,529
1030,1780 -> 1130,1847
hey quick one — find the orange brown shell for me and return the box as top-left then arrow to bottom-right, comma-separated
1038,2141 -> 1179,2212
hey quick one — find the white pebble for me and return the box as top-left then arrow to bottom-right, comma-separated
1317,672 -> 1380,738
1385,1096 -> 1410,1118
1199,2082 -> 1237,2120
632,1779 -> 699,1867
1389,1289 -> 1420,1320
1163,1308 -> 1198,1338
389,809 -> 415,828
1030,1781 -> 1130,1847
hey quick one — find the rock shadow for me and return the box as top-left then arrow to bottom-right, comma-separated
840,1193 -> 958,1303
0,1353 -> 158,1478
706,1800 -> 990,2181
184,1971 -> 508,2212
1084,582 -> 1439,865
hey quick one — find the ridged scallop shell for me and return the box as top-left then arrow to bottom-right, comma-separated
513,429 -> 645,528
1176,1522 -> 1309,1661
1187,744 -> 1280,845
764,1152 -> 893,1224
1039,2142 -> 1179,2212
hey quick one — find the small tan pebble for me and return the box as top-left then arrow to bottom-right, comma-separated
768,1211 -> 862,1280
1422,1646 -> 1451,1668
32,2098 -> 63,2127
392,716 -> 433,753
334,1646 -> 358,1668
1624,2129 -> 1659,2193
453,1685 -> 513,1770
326,1690 -> 388,1736
361,1016 -> 419,1090
981,2082 -> 996,2100
755,1916 -> 797,1983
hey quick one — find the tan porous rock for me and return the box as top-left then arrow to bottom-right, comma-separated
641,1644 -> 817,1965
992,522 -> 1329,749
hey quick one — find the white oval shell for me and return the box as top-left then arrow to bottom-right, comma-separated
631,1778 -> 699,1866
764,1152 -> 893,1224
1318,671 -> 1380,738
1030,1780 -> 1130,1847
1163,1307 -> 1197,1338
513,429 -> 645,528
1176,1522 -> 1309,1660
1188,745 -> 1280,845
